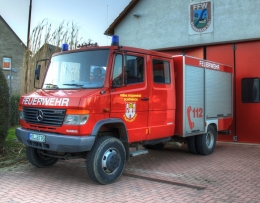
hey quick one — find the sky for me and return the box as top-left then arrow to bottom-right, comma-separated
0,0 -> 131,46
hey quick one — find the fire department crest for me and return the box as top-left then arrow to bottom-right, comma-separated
189,1 -> 213,35
124,102 -> 137,122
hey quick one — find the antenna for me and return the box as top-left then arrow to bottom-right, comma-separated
107,5 -> 108,45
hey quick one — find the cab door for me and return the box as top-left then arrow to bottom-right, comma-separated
147,57 -> 175,140
110,52 -> 149,143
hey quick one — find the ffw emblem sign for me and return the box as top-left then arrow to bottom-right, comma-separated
189,1 -> 213,35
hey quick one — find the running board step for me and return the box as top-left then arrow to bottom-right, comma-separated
218,130 -> 232,135
130,150 -> 148,157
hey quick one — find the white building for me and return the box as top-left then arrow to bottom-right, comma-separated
105,0 -> 260,144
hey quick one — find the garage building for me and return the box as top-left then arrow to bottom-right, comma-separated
105,0 -> 260,143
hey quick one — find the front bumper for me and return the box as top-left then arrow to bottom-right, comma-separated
16,127 -> 95,153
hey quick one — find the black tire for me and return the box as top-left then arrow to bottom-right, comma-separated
186,136 -> 198,154
26,147 -> 58,168
86,136 -> 126,185
142,143 -> 165,150
196,125 -> 217,155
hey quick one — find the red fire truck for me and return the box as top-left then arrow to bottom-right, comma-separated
16,36 -> 233,184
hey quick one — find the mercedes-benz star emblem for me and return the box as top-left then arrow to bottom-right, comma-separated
36,110 -> 44,122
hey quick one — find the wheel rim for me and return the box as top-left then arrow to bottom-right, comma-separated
102,148 -> 121,175
206,131 -> 214,149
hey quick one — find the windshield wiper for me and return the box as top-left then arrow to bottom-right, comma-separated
44,83 -> 59,89
62,83 -> 85,88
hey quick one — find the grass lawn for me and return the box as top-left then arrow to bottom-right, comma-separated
0,126 -> 26,167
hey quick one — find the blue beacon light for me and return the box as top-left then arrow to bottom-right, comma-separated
61,43 -> 69,51
111,35 -> 119,46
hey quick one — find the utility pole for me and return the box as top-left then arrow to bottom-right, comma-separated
24,0 -> 32,94
27,0 -> 32,48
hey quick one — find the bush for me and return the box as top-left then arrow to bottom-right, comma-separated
10,95 -> 20,126
0,68 -> 10,151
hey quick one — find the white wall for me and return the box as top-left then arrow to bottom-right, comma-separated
114,0 -> 260,49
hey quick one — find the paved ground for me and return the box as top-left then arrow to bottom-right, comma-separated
0,142 -> 260,203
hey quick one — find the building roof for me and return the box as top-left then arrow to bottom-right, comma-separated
104,0 -> 140,36
0,15 -> 27,48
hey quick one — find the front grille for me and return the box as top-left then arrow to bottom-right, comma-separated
23,107 -> 66,127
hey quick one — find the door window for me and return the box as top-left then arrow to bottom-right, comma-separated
152,59 -> 171,84
112,54 -> 144,86
125,55 -> 144,84
112,54 -> 124,86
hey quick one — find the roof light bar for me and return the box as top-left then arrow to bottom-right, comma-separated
111,35 -> 119,46
61,43 -> 69,51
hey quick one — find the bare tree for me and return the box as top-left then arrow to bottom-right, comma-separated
21,20 -> 85,95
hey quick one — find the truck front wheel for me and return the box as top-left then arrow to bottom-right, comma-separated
86,136 -> 126,185
196,125 -> 217,155
26,147 -> 58,168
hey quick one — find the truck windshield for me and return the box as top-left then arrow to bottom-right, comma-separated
43,49 -> 109,89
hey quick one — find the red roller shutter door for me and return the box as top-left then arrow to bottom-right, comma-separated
206,44 -> 235,142
235,41 -> 260,143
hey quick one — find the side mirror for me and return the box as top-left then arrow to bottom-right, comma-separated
34,59 -> 49,89
35,65 -> 41,80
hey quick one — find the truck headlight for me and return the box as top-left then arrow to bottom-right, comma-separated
63,109 -> 90,125
63,115 -> 89,125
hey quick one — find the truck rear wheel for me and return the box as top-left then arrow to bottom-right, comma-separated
26,147 -> 58,168
86,136 -> 126,185
196,125 -> 217,155
186,136 -> 198,154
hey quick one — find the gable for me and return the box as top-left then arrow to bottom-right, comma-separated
0,15 -> 26,48
104,0 -> 140,36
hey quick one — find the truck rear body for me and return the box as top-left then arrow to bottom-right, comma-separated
173,55 -> 233,137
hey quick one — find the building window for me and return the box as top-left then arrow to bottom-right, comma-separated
242,78 -> 260,103
3,57 -> 11,69
152,59 -> 171,84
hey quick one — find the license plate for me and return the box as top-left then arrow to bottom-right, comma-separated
28,133 -> 46,143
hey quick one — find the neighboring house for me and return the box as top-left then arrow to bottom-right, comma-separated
0,15 -> 26,95
104,0 -> 260,144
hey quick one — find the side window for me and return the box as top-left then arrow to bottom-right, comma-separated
2,57 -> 11,69
112,54 -> 124,86
112,54 -> 144,86
242,78 -> 260,103
153,59 -> 170,84
125,55 -> 144,84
